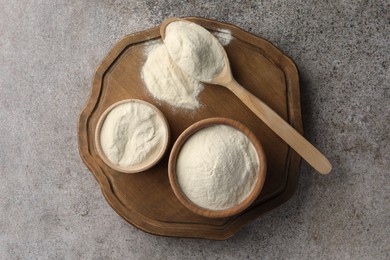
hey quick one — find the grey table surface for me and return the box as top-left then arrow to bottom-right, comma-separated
1,0 -> 389,259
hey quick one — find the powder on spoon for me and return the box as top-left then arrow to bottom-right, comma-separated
142,44 -> 203,110
141,23 -> 231,110
176,125 -> 259,210
99,101 -> 167,168
164,21 -> 226,82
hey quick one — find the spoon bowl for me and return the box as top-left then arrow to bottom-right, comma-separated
160,17 -> 332,174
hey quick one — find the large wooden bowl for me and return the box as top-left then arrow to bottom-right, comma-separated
168,117 -> 267,218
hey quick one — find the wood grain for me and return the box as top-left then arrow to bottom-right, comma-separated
78,17 -> 303,240
224,79 -> 331,174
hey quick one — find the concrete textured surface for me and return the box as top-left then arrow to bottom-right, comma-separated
1,0 -> 389,259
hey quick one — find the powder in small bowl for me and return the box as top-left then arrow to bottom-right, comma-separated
95,99 -> 169,173
169,118 -> 266,218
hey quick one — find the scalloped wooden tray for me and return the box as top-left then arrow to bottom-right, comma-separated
78,17 -> 302,240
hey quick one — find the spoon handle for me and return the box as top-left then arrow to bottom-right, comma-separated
226,79 -> 332,174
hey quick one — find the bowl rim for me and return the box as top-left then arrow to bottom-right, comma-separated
95,99 -> 170,174
168,117 -> 267,218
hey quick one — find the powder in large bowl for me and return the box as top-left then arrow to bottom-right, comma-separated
96,99 -> 169,173
174,123 -> 261,212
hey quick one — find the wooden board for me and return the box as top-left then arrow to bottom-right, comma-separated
78,17 -> 302,240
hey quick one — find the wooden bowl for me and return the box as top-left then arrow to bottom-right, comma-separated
168,117 -> 266,218
95,99 -> 170,173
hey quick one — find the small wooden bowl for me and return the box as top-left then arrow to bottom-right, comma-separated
168,117 -> 266,218
95,99 -> 170,173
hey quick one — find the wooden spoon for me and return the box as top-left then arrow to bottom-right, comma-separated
160,18 -> 332,174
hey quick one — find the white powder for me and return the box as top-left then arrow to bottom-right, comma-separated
212,29 -> 232,46
141,23 -> 230,110
176,125 -> 259,210
164,21 -> 226,82
100,101 -> 166,168
142,44 -> 203,109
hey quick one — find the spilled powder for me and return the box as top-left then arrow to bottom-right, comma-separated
212,29 -> 233,46
142,44 -> 203,110
141,25 -> 232,110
